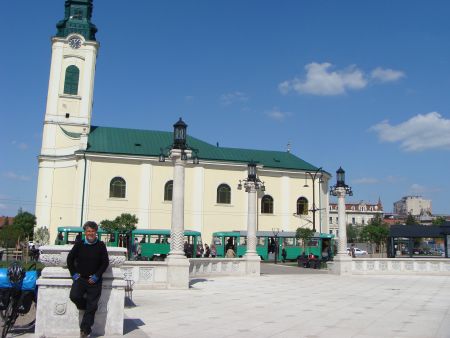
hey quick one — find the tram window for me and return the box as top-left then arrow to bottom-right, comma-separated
283,238 -> 295,246
67,233 -> 81,244
257,237 -> 265,246
150,235 -> 164,243
307,240 -> 318,247
239,237 -> 247,245
109,233 -> 116,242
213,236 -> 222,245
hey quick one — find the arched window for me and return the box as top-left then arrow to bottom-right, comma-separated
164,180 -> 173,201
217,184 -> 231,204
64,65 -> 80,95
296,197 -> 308,215
110,177 -> 126,198
261,195 -> 274,214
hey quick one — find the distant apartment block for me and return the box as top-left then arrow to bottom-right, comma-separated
328,199 -> 384,236
393,196 -> 432,216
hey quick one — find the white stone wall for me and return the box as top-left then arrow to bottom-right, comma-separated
352,258 -> 450,275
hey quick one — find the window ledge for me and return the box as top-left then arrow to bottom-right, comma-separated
108,198 -> 128,201
214,204 -> 234,207
59,93 -> 82,100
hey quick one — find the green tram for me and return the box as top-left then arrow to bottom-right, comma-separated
55,226 -> 119,247
131,229 -> 202,260
212,231 -> 334,261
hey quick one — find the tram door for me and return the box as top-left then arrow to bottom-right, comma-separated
225,236 -> 236,256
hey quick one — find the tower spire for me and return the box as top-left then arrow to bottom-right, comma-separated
56,0 -> 97,40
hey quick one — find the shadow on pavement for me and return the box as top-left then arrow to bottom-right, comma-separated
189,278 -> 208,287
124,318 -> 148,336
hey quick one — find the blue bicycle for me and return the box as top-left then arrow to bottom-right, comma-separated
0,262 -> 38,338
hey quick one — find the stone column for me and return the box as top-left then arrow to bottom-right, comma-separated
336,187 -> 348,256
327,187 -> 352,275
168,149 -> 186,258
244,182 -> 261,276
166,149 -> 190,288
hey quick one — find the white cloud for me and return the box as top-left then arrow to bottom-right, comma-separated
371,112 -> 450,151
352,177 -> 379,184
220,91 -> 248,105
11,140 -> 28,150
408,183 -> 441,194
371,67 -> 405,82
265,108 -> 292,121
279,62 -> 367,96
184,96 -> 194,103
3,171 -> 31,181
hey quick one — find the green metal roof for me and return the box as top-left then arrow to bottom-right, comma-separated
86,126 -> 320,171
55,0 -> 97,40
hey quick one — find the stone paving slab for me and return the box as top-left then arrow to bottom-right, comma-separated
16,265 -> 450,338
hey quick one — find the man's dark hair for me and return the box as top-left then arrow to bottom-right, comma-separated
83,221 -> 98,231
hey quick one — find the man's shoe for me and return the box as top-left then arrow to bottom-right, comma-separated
80,330 -> 88,338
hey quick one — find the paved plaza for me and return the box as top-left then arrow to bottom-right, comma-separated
16,264 -> 450,338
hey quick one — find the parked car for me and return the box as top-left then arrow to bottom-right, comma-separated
347,247 -> 368,256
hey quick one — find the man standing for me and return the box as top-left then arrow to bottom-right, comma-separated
67,221 -> 109,338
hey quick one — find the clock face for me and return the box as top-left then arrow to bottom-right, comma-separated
68,37 -> 82,49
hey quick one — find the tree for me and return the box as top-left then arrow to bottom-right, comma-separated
432,216 -> 446,225
295,227 -> 315,255
99,219 -> 119,233
101,214 -> 138,234
405,213 -> 418,225
360,216 -> 390,256
114,213 -> 138,233
34,226 -> 50,246
346,224 -> 360,243
13,210 -> 36,239
0,224 -> 24,248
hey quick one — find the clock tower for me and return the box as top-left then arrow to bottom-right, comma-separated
41,0 -> 98,156
36,0 -> 99,236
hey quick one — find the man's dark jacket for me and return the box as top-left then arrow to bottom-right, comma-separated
67,240 -> 109,279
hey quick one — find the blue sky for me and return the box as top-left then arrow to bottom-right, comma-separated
1,0 -> 450,216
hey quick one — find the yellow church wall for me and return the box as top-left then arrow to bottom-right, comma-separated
49,165 -> 77,240
85,159 -> 143,223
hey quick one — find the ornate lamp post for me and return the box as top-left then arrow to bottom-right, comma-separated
238,161 -> 264,275
303,167 -> 324,233
329,167 -> 353,275
159,118 -> 199,288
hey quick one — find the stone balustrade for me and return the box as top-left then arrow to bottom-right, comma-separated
36,245 -> 127,337
189,258 -> 247,277
121,258 -> 253,289
351,258 -> 450,275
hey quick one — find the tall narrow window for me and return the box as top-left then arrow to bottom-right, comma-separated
164,180 -> 173,201
64,65 -> 80,95
217,184 -> 231,204
110,177 -> 126,198
261,195 -> 274,214
296,197 -> 308,215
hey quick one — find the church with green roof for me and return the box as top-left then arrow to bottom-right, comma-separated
35,0 -> 331,244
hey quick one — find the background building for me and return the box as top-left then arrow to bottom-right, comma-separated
328,199 -> 383,236
393,196 -> 432,217
35,0 -> 331,243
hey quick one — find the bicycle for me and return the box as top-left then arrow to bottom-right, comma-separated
0,262 -> 38,338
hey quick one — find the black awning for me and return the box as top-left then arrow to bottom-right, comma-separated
389,224 -> 447,238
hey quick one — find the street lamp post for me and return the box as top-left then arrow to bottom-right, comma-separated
238,161 -> 264,275
158,118 -> 199,288
303,167 -> 324,233
329,166 -> 353,275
